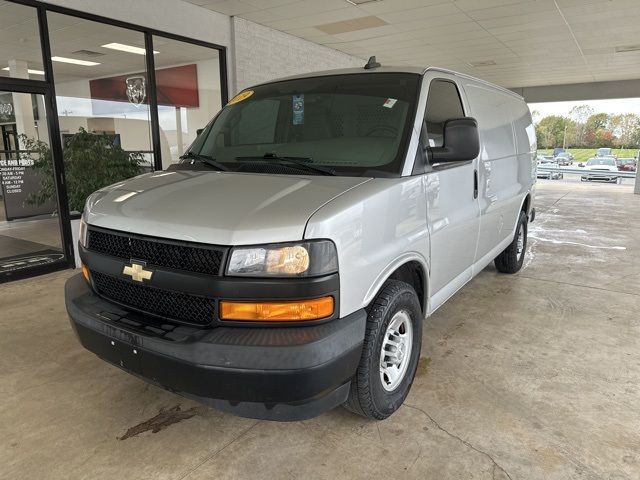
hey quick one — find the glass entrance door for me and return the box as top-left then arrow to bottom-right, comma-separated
0,90 -> 66,278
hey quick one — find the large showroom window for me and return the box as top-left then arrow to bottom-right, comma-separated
152,36 -> 223,168
0,2 -> 46,81
48,12 -> 154,214
0,3 -> 66,280
0,0 -> 227,282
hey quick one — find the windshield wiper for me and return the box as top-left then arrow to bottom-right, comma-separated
180,152 -> 229,171
235,152 -> 336,176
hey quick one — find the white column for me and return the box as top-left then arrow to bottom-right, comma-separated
8,60 -> 37,145
35,95 -> 50,145
175,106 -> 183,159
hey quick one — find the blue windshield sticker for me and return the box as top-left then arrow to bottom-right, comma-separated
293,94 -> 304,125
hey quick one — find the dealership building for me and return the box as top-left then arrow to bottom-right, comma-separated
2,1 -> 640,479
0,0 -> 361,281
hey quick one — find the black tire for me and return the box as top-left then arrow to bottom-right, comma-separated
344,280 -> 422,420
494,210 -> 528,274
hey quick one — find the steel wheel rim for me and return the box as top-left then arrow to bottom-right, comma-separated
516,226 -> 525,261
379,310 -> 413,392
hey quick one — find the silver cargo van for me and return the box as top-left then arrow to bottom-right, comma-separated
66,61 -> 536,421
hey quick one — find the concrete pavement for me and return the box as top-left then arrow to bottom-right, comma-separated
1,181 -> 639,479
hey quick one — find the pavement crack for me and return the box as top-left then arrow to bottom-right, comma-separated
516,274 -> 640,298
176,419 -> 261,480
404,403 -> 513,480
547,192 -> 571,209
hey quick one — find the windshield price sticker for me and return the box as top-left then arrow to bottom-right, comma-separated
383,98 -> 397,109
227,90 -> 254,105
292,94 -> 304,125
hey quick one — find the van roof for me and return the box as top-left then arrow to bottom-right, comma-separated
255,66 -> 523,100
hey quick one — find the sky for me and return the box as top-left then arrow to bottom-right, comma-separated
528,98 -> 640,122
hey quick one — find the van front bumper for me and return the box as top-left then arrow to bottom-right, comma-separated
65,274 -> 365,421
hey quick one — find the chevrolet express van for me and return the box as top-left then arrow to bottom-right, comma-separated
65,62 -> 536,421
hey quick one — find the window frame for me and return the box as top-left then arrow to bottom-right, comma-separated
0,0 -> 229,280
416,77 -> 474,174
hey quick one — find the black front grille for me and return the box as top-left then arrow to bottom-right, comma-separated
87,228 -> 226,275
92,271 -> 216,326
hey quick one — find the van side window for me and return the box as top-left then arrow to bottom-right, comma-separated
424,80 -> 464,148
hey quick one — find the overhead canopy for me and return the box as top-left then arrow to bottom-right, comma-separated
186,0 -> 640,89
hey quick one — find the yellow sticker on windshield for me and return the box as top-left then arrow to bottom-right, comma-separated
227,90 -> 254,105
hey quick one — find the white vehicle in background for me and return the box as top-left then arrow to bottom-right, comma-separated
581,157 -> 619,183
65,60 -> 537,421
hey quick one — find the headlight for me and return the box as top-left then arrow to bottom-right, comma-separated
78,215 -> 88,248
226,240 -> 338,277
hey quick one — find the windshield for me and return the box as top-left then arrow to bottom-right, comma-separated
186,73 -> 422,177
587,158 -> 616,166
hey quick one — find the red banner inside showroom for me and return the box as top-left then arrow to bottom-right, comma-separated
89,64 -> 199,113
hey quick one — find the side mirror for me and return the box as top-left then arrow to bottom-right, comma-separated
429,117 -> 480,163
196,128 -> 204,136
578,163 -> 584,167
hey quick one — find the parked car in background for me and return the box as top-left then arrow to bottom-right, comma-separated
537,155 -> 563,179
616,158 -> 637,172
581,157 -> 619,182
596,147 -> 615,158
537,154 -> 554,163
553,147 -> 565,157
554,151 -> 573,165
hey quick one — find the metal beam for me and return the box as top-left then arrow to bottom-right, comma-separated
511,79 -> 640,103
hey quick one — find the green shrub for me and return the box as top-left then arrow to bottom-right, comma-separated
24,128 -> 143,213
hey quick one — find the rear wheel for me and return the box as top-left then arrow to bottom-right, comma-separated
494,210 -> 528,274
344,280 -> 422,420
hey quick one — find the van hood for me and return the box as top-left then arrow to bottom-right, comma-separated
85,170 -> 370,245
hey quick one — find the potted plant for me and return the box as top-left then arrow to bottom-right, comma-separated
24,128 -> 144,267
25,127 -> 144,214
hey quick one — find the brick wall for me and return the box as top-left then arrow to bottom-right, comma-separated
232,17 -> 363,93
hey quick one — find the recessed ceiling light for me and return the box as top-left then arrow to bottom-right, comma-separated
316,15 -> 387,34
51,56 -> 101,66
615,45 -> 640,53
467,60 -> 497,67
101,42 -> 158,55
2,67 -> 45,75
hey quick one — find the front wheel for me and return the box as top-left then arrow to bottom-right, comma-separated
494,210 -> 528,274
344,280 -> 422,420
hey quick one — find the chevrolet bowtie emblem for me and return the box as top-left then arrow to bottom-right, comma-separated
122,262 -> 153,282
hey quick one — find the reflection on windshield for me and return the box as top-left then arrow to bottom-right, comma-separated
187,73 -> 421,177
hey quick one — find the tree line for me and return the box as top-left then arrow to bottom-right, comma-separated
533,105 -> 640,149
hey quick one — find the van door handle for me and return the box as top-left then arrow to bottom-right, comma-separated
473,169 -> 478,199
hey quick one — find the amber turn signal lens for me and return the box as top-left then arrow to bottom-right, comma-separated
81,263 -> 90,282
220,297 -> 334,322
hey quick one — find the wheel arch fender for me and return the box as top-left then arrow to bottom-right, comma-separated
521,192 -> 532,216
363,254 -> 429,318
